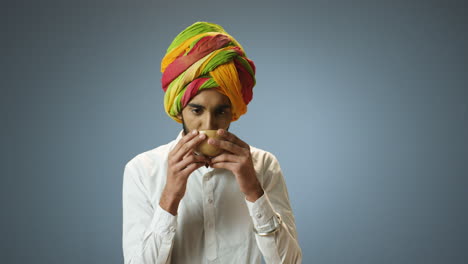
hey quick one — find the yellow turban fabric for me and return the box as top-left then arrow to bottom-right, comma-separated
161,22 -> 256,123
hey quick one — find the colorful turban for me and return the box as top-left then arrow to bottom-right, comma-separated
161,21 -> 256,123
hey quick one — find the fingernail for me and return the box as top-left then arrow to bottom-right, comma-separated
199,134 -> 206,139
217,129 -> 224,135
208,138 -> 215,144
192,130 -> 198,135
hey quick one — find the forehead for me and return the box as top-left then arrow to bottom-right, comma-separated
189,89 -> 231,106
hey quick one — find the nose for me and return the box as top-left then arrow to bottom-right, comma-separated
202,112 -> 217,130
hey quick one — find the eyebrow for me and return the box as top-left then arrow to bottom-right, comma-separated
187,103 -> 231,110
187,103 -> 205,109
215,104 -> 231,110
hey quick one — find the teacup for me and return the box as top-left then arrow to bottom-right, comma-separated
195,130 -> 223,157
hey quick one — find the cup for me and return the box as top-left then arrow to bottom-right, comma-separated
195,130 -> 223,157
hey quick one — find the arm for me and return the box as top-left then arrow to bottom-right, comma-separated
209,130 -> 302,263
122,130 -> 208,263
122,161 -> 176,264
246,155 -> 302,264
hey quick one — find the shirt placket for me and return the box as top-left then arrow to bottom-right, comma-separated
203,171 -> 218,262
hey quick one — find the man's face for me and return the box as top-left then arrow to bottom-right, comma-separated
178,89 -> 232,134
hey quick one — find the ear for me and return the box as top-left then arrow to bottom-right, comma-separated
177,113 -> 183,120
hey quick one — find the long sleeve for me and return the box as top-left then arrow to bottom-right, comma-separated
246,154 -> 302,264
122,161 -> 177,264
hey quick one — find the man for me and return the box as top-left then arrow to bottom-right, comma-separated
123,22 -> 302,264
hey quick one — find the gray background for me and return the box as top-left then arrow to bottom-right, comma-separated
3,0 -> 467,263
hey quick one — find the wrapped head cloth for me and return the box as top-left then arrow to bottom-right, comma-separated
161,22 -> 256,123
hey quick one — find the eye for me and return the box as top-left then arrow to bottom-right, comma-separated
216,108 -> 231,117
191,108 -> 202,115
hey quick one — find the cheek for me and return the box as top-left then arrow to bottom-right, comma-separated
225,112 -> 233,121
180,110 -> 198,127
220,114 -> 232,127
184,116 -> 201,128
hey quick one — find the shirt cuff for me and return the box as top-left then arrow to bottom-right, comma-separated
148,204 -> 178,239
245,192 -> 277,230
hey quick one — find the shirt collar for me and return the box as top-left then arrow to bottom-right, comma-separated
175,130 -> 184,142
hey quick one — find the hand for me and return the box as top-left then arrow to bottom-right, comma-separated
208,129 -> 264,202
160,130 -> 208,215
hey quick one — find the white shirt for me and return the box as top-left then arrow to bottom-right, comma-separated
122,132 -> 302,264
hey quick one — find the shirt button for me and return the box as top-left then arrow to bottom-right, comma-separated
208,198 -> 213,204
256,213 -> 262,219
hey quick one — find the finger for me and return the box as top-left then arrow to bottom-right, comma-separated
208,138 -> 246,156
173,132 -> 207,161
181,162 -> 206,176
182,150 -> 195,159
210,161 -> 236,172
175,154 -> 208,171
172,130 -> 199,155
210,153 -> 241,164
217,129 -> 250,149
182,147 -> 207,159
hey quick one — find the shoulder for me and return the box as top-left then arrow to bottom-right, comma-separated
124,138 -> 177,173
249,145 -> 281,168
249,145 -> 285,188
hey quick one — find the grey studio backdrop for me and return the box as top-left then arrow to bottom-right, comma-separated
3,0 -> 467,263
